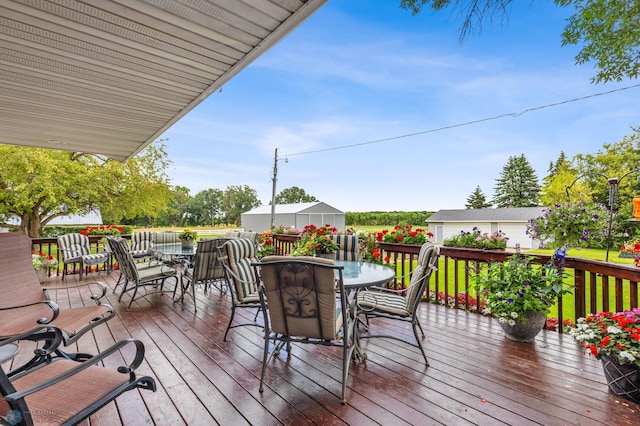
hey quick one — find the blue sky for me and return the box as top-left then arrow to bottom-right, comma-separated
162,0 -> 639,212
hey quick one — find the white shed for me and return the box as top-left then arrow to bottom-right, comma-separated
426,207 -> 546,249
241,202 -> 345,233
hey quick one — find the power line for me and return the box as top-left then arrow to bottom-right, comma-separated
283,83 -> 640,158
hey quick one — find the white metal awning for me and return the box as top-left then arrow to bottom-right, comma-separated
0,0 -> 327,161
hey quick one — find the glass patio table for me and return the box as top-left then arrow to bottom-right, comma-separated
0,343 -> 19,365
334,260 -> 395,363
152,244 -> 198,304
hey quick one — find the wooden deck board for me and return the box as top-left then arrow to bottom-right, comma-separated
21,272 -> 639,425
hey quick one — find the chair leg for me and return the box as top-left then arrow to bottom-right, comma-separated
223,306 -> 236,341
259,326 -> 270,393
412,320 -> 429,365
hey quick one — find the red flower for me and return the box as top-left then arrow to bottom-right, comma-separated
372,248 -> 381,259
589,345 -> 599,356
384,256 -> 390,263
396,235 -> 403,242
600,336 -> 610,348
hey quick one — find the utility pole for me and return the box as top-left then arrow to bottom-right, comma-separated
270,148 -> 278,229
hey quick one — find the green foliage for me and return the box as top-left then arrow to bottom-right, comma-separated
557,0 -> 640,83
400,0 -> 640,83
569,309 -> 640,367
178,228 -> 198,240
376,225 -> 432,245
189,188 -> 224,226
465,186 -> 492,209
541,158 -> 591,206
345,211 -> 433,226
222,185 -> 261,226
526,203 -> 614,249
473,254 -> 571,323
291,224 -> 339,256
274,186 -> 318,204
443,227 -> 508,249
493,154 -> 540,207
573,132 -> 640,219
0,141 -> 172,237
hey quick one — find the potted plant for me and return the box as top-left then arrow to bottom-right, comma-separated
443,227 -> 508,249
376,225 -> 432,245
291,224 -> 339,259
178,228 -> 198,248
569,309 -> 640,403
474,248 -> 571,342
32,251 -> 58,283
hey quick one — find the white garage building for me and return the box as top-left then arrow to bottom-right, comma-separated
241,202 -> 345,233
426,207 -> 546,249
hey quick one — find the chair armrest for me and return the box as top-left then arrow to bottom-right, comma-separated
5,338 -> 148,402
42,280 -> 108,303
0,325 -> 64,358
0,300 -> 60,324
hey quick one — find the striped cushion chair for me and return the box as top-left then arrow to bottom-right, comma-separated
357,244 -> 440,364
182,238 -> 229,296
57,233 -> 109,280
330,234 -> 361,261
220,238 -> 262,340
130,231 -> 154,260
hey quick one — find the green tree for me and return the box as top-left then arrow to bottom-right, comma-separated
190,188 -> 224,226
222,185 -> 261,226
0,142 -> 172,237
541,160 -> 591,206
465,186 -> 492,209
274,186 -> 318,204
399,0 -> 640,83
493,154 -> 540,207
573,132 -> 640,218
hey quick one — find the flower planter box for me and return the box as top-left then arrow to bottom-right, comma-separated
377,242 -> 422,255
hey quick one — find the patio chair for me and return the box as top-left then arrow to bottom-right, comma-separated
357,244 -> 440,364
255,256 -> 356,403
182,238 -> 229,298
0,232 -> 114,374
57,233 -> 109,280
329,234 -> 361,261
130,231 -> 154,261
0,326 -> 156,425
107,237 -> 180,310
220,238 -> 262,340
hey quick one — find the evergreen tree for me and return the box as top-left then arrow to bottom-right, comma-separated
492,154 -> 541,207
465,186 -> 492,209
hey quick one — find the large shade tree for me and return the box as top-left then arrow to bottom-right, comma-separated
222,185 -> 261,225
0,141 -> 172,237
274,186 -> 318,204
399,0 -> 640,83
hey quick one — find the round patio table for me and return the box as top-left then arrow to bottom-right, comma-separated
334,260 -> 395,363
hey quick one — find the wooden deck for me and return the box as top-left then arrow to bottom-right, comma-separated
10,271 -> 639,425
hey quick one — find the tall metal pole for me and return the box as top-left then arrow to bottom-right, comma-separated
270,148 -> 278,229
605,178 -> 618,262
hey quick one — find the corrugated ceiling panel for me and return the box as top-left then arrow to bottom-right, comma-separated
0,0 -> 328,161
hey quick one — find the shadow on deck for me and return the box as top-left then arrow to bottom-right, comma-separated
10,270 -> 638,425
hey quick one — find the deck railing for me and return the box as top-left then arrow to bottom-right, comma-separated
32,233 -> 640,326
31,235 -> 131,277
274,235 -> 640,328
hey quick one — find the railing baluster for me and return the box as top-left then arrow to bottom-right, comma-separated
271,235 -> 640,327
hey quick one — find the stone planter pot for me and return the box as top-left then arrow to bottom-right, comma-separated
181,238 -> 194,249
35,268 -> 47,283
601,355 -> 640,403
499,310 -> 546,342
315,252 -> 336,261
